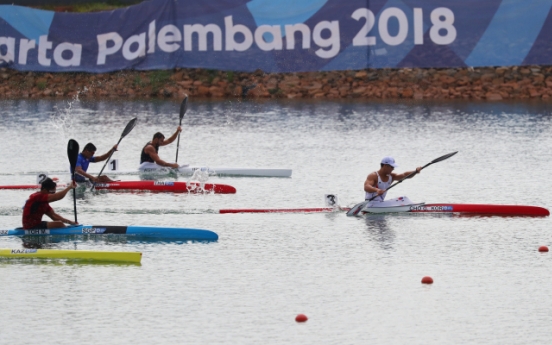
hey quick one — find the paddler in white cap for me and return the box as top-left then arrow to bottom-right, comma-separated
364,156 -> 421,202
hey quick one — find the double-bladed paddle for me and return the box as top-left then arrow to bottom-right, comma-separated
67,139 -> 79,223
175,96 -> 188,163
346,151 -> 458,217
90,117 -> 138,191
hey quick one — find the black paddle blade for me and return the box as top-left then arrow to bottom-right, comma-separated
346,201 -> 369,217
121,117 -> 138,138
430,151 -> 458,164
67,139 -> 79,174
179,96 -> 188,121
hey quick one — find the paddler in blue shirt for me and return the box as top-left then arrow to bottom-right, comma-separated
364,156 -> 422,202
140,127 -> 182,169
75,143 -> 118,183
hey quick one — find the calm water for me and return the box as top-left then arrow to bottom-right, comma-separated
0,98 -> 551,344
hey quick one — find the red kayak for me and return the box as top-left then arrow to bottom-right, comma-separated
220,207 -> 344,214
94,181 -> 236,194
220,203 -> 549,216
408,203 -> 549,216
0,181 -> 236,194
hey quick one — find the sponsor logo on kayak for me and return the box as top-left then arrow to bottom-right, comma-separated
410,205 -> 453,212
153,181 -> 174,186
82,227 -> 107,234
11,249 -> 38,254
25,229 -> 50,235
95,183 -> 109,187
143,168 -> 169,172
0,230 -> 8,235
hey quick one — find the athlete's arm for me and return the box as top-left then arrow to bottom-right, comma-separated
93,145 -> 118,162
393,167 -> 422,180
45,209 -> 78,225
144,145 -> 178,168
160,126 -> 182,146
47,182 -> 75,202
364,172 -> 384,195
75,166 -> 99,182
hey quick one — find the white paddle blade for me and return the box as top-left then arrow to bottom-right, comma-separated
325,194 -> 338,207
108,159 -> 119,172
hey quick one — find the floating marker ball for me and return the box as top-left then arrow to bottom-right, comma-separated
538,246 -> 549,252
421,276 -> 434,284
295,314 -> 308,322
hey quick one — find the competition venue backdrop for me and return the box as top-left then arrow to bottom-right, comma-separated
1,0 -> 552,73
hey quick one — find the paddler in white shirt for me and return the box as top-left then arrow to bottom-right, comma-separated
139,127 -> 182,169
364,156 -> 422,203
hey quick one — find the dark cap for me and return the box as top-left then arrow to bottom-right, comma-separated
153,132 -> 165,139
41,178 -> 57,192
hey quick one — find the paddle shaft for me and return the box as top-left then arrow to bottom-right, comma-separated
95,137 -> 123,178
175,118 -> 183,163
91,118 -> 137,191
175,97 -> 188,163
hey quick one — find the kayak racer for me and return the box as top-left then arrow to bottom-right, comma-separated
22,178 -> 78,229
364,156 -> 422,206
75,142 -> 118,183
139,126 -> 182,170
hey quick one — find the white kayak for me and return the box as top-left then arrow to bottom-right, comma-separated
135,163 -> 292,178
359,196 -> 425,214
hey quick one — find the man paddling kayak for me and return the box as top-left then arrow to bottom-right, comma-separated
75,143 -> 118,183
364,157 -> 422,202
22,178 -> 78,229
139,127 -> 182,169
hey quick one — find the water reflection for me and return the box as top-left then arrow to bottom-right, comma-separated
363,214 -> 395,250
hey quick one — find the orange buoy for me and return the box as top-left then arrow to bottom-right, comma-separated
295,314 -> 308,322
421,276 -> 433,284
538,246 -> 549,252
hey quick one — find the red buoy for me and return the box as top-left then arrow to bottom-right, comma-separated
295,314 -> 308,322
538,246 -> 549,252
421,276 -> 433,284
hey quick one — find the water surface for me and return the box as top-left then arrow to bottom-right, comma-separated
0,98 -> 551,344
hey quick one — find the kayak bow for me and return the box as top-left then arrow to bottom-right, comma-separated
407,203 -> 550,216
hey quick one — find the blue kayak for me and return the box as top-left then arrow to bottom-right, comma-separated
0,225 -> 218,241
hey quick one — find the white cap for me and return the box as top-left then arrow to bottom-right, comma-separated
381,156 -> 398,168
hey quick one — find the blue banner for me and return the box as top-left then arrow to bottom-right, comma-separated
1,0 -> 552,73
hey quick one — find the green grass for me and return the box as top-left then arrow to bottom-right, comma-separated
133,75 -> 144,87
148,70 -> 171,92
226,71 -> 234,83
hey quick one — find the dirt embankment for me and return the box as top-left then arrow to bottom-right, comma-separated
1,66 -> 551,101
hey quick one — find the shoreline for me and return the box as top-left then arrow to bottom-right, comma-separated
1,65 -> 551,101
